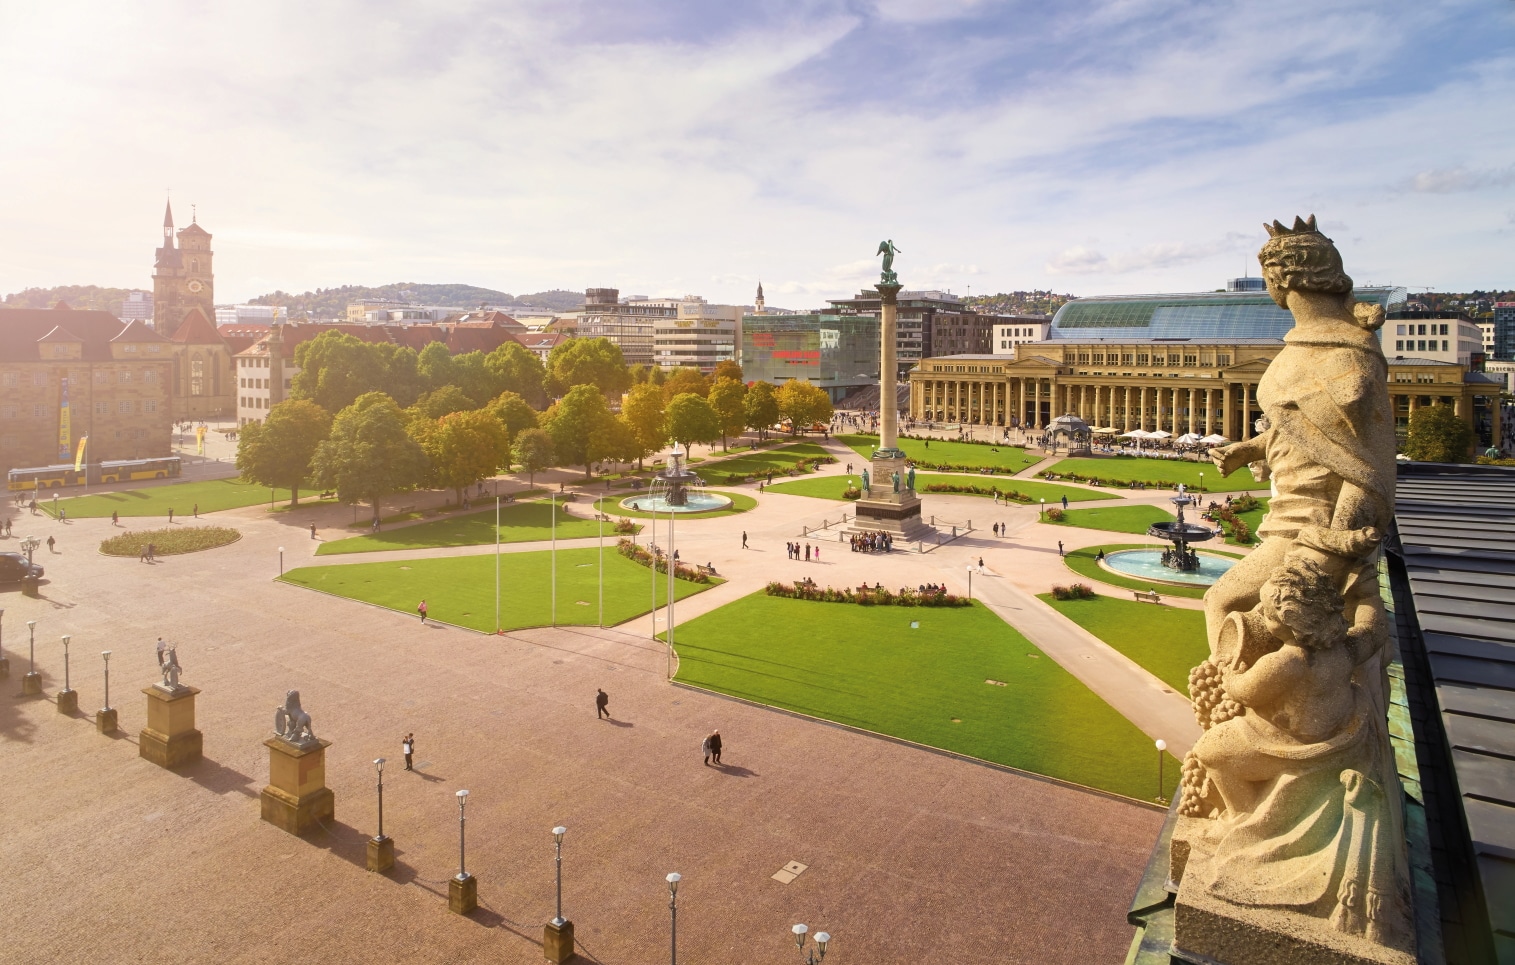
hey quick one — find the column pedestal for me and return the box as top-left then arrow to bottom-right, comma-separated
21,671 -> 42,696
449,873 -> 478,915
367,835 -> 395,873
544,920 -> 576,963
56,689 -> 78,715
96,707 -> 118,733
260,737 -> 335,836
139,685 -> 203,768
851,451 -> 932,540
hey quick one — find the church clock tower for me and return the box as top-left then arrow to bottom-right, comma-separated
152,201 -> 214,336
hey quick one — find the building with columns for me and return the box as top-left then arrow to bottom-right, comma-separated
908,285 -> 1503,450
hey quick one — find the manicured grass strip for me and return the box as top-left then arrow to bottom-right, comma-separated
316,499 -> 626,556
43,477 -> 308,518
1044,504 -> 1176,535
762,473 -> 1107,504
1044,456 -> 1262,492
1039,593 -> 1208,694
700,443 -> 831,478
1059,543 -> 1240,600
99,526 -> 241,556
838,434 -> 1042,474
281,547 -> 710,632
1221,497 -> 1269,546
594,491 -> 755,521
672,593 -> 1179,801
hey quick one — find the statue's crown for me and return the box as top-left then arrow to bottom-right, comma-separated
1263,214 -> 1320,238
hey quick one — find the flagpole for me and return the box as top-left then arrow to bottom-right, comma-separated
494,494 -> 500,634
551,489 -> 557,627
667,500 -> 675,681
598,503 -> 604,629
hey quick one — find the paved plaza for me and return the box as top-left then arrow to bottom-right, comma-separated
0,435 -> 1240,963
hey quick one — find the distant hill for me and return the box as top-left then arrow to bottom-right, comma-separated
2,285 -> 147,316
1404,290 -> 1514,317
965,291 -> 1075,316
245,284 -> 584,318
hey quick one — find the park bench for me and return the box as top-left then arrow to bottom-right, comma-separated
1133,590 -> 1163,604
594,513 -> 613,522
696,564 -> 717,577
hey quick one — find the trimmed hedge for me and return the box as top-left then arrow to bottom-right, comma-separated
617,538 -> 715,583
764,580 -> 971,607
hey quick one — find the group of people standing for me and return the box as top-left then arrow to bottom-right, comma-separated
849,531 -> 893,553
786,541 -> 819,562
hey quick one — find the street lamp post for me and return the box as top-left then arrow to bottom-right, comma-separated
966,565 -> 973,602
544,825 -> 574,963
367,757 -> 394,872
277,546 -> 284,576
0,607 -> 8,679
792,923 -> 832,964
1156,739 -> 1168,804
448,789 -> 477,914
22,618 -> 40,696
1040,497 -> 1046,519
57,634 -> 77,714
1198,471 -> 1204,495
666,873 -> 681,965
97,650 -> 116,733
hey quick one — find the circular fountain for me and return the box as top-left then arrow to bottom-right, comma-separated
1101,484 -> 1239,587
620,444 -> 732,514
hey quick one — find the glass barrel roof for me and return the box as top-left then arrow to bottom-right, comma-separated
1048,287 -> 1406,341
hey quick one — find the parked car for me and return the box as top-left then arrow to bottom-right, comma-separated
0,552 -> 43,584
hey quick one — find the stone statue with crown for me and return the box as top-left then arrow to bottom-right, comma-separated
1166,217 -> 1414,965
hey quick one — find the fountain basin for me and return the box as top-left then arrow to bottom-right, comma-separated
1103,550 -> 1237,587
1147,521 -> 1217,543
620,492 -> 733,514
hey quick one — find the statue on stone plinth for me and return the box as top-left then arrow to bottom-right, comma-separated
861,468 -> 870,492
273,689 -> 317,745
907,465 -> 916,491
159,646 -> 182,690
891,470 -> 901,492
875,239 -> 902,285
1176,215 -> 1407,951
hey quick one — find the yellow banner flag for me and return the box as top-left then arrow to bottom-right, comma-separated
74,434 -> 88,472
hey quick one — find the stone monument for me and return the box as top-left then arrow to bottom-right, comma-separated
139,646 -> 203,768
851,240 -> 931,541
1168,217 -> 1413,964
260,690 -> 335,836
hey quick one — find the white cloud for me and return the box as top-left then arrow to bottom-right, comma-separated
1403,165 -> 1515,194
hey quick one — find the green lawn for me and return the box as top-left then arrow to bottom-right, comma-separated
1040,594 -> 1208,694
763,473 -> 1108,504
595,491 -> 755,521
1044,456 -> 1263,493
838,434 -> 1042,474
316,498 -> 622,556
701,443 -> 831,480
672,593 -> 1179,801
1059,543 -> 1242,600
42,477 -> 310,518
1221,497 -> 1270,546
1044,504 -> 1175,535
281,547 -> 710,632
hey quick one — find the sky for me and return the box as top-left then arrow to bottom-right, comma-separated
1,0 -> 1512,309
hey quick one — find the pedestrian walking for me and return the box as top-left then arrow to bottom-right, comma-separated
596,688 -> 610,719
1061,495 -> 1069,510
193,503 -> 199,518
702,733 -> 713,765
157,637 -> 167,667
1057,540 -> 1064,557
814,546 -> 820,563
710,729 -> 723,765
402,733 -> 414,770
168,508 -> 174,523
417,599 -> 428,624
147,542 -> 156,561
139,544 -> 148,562
112,511 -> 119,526
741,531 -> 748,549
804,544 -> 810,562
310,523 -> 317,540
978,557 -> 985,574
59,508 -> 66,523
47,535 -> 55,553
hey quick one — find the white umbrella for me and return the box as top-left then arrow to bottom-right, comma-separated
1177,433 -> 1202,444
1147,429 -> 1172,439
1200,434 -> 1229,445
1119,429 -> 1149,439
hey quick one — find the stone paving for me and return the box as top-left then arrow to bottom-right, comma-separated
2,450 -> 1170,964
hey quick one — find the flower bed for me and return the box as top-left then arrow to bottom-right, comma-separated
721,455 -> 836,485
100,526 -> 241,557
1049,583 -> 1096,600
1037,470 -> 1185,490
764,580 -> 971,607
921,482 -> 1036,502
616,538 -> 715,583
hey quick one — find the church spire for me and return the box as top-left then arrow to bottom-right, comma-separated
754,279 -> 766,314
163,199 -> 175,244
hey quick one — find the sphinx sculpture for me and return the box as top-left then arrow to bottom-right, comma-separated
1171,217 -> 1411,963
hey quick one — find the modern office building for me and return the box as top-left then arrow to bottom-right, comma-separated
215,304 -> 288,327
119,290 -> 153,323
1382,309 -> 1484,365
576,288 -> 667,366
1493,302 -> 1515,359
992,317 -> 1051,355
908,285 -> 1502,451
653,298 -> 741,373
823,289 -> 996,378
741,313 -> 880,402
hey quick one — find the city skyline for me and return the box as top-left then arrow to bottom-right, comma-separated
2,0 -> 1513,306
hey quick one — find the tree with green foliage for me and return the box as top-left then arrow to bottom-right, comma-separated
416,341 -> 455,392
512,428 -> 555,490
374,344 -> 424,407
310,392 -> 429,524
707,377 -> 747,451
712,359 -> 743,383
545,337 -> 631,398
292,331 -> 389,412
777,379 -> 832,432
1403,404 -> 1472,463
485,390 -> 539,469
484,341 -> 548,408
594,415 -> 642,470
235,399 -> 332,507
665,392 -> 721,451
621,381 -> 668,469
419,409 -> 510,506
450,351 -> 501,406
410,384 -> 475,420
744,381 -> 781,440
661,367 -> 709,401
543,384 -> 616,480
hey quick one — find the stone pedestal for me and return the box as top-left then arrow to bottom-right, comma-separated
56,689 -> 77,715
96,707 -> 118,734
851,451 -> 932,540
21,671 -> 42,696
139,685 -> 203,768
448,873 -> 478,915
543,920 -> 576,963
260,737 -> 335,836
367,835 -> 395,873
1170,816 -> 1415,965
